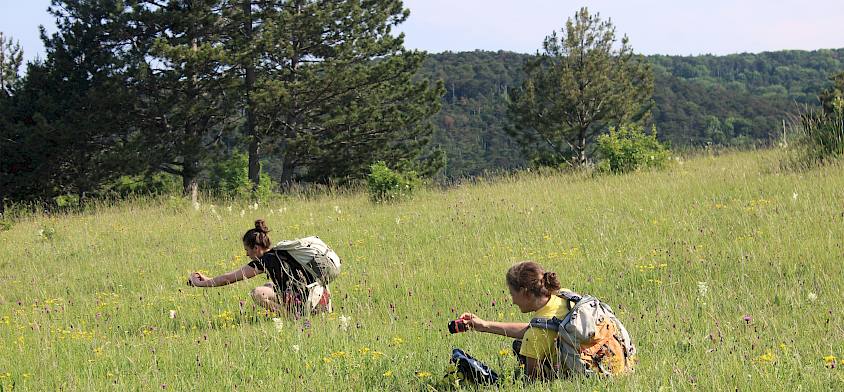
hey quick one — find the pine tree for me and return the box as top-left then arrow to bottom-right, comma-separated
507,7 -> 653,167
1,1 -> 143,206
135,0 -> 236,202
252,0 -> 443,185
0,32 -> 24,212
0,32 -> 23,97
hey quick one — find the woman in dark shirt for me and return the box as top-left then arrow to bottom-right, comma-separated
187,219 -> 331,314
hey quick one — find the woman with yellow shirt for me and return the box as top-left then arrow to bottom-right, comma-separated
458,261 -> 569,380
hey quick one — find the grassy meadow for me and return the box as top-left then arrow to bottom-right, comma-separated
1,149 -> 844,390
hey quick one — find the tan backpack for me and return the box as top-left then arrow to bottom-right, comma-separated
274,236 -> 341,284
529,291 -> 636,377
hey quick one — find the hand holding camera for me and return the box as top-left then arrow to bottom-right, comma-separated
187,272 -> 208,287
449,313 -> 483,334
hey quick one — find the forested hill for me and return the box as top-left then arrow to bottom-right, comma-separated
418,49 -> 844,178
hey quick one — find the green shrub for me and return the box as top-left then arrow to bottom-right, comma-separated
596,124 -> 671,173
104,172 -> 181,197
793,97 -> 844,165
208,152 -> 277,201
367,161 -> 420,202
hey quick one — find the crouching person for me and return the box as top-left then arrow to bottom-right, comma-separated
455,261 -> 635,381
456,261 -> 565,380
187,219 -> 341,316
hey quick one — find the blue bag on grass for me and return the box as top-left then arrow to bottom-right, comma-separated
450,348 -> 500,385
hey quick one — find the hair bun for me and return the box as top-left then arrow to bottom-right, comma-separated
543,271 -> 561,291
254,219 -> 270,233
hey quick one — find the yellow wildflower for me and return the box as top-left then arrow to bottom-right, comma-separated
498,348 -> 510,357
383,370 -> 393,377
823,355 -> 837,364
416,371 -> 432,378
756,350 -> 775,363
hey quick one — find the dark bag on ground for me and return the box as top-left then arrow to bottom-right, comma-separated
449,348 -> 499,385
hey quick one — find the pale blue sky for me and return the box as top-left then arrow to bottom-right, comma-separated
2,0 -> 843,64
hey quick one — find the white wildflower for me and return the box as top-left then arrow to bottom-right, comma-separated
272,317 -> 283,332
339,315 -> 351,331
240,209 -> 245,218
169,310 -> 177,319
334,205 -> 342,214
292,344 -> 300,353
250,202 -> 259,210
808,292 -> 817,302
227,205 -> 233,212
792,192 -> 798,201
37,229 -> 45,238
697,281 -> 709,297
192,201 -> 201,211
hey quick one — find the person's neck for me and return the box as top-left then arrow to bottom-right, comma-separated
529,295 -> 552,313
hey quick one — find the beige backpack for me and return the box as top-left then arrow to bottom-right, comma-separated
529,291 -> 636,377
274,236 -> 341,285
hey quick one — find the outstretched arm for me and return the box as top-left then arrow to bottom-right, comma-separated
188,264 -> 261,288
458,313 -> 530,339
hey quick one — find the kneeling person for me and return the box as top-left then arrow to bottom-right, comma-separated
188,219 -> 340,315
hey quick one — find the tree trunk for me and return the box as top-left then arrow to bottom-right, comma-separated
576,127 -> 588,166
243,1 -> 260,194
183,159 -> 199,205
279,153 -> 295,189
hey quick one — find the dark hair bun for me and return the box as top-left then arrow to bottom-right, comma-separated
254,219 -> 270,233
543,271 -> 561,291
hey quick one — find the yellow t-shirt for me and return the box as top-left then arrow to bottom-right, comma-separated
519,294 -> 570,364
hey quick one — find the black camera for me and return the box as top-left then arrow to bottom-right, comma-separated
448,319 -> 469,334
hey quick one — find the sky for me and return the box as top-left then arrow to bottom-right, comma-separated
2,0 -> 843,64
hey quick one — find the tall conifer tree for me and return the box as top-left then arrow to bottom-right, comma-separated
251,0 -> 443,184
507,7 -> 653,166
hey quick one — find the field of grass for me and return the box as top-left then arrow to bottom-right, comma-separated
1,149 -> 843,391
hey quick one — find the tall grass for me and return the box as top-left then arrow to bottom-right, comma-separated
1,150 -> 843,390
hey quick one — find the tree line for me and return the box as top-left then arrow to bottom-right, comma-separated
1,0 -> 443,209
418,49 -> 844,178
2,3 -> 843,209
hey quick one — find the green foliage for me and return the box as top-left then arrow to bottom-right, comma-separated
596,125 -> 671,173
208,153 -> 277,201
367,161 -> 420,202
0,31 -> 23,96
416,49 -> 844,178
103,173 -> 181,197
253,0 -> 444,184
789,98 -> 844,166
820,71 -> 844,114
507,7 -> 654,167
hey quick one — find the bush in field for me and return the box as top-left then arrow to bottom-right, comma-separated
104,173 -> 182,197
367,161 -> 420,202
793,98 -> 844,165
596,124 -> 671,173
208,152 -> 276,201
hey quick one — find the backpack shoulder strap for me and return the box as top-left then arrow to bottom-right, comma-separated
558,290 -> 582,302
528,317 -> 563,331
556,290 -> 582,311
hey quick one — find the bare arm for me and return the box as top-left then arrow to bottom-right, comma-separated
458,313 -> 530,339
188,264 -> 261,288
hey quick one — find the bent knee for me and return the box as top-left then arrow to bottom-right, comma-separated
250,286 -> 274,302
